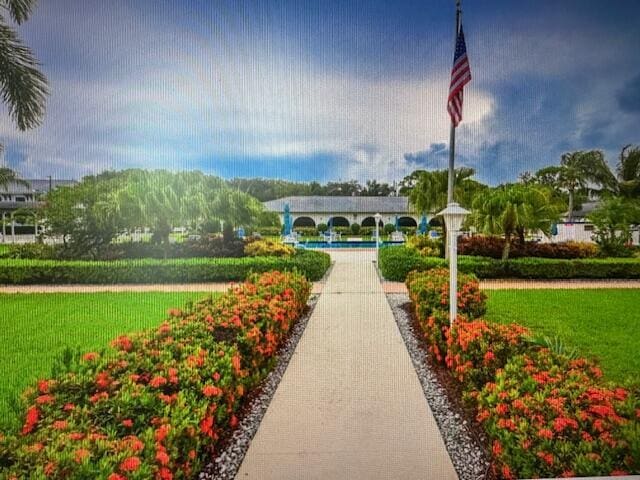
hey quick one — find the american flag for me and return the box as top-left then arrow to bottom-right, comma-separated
447,26 -> 471,127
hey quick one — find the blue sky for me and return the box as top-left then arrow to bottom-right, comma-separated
1,0 -> 639,185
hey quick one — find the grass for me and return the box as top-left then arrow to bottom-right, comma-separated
0,291 -> 215,429
485,289 -> 640,384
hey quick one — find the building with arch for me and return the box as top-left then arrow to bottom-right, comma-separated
263,196 -> 419,229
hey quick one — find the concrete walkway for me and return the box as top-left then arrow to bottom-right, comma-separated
236,250 -> 457,479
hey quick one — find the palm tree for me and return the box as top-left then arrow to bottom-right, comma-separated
615,145 -> 640,199
470,184 -> 563,260
0,0 -> 48,142
408,167 -> 481,215
535,150 -> 616,222
0,166 -> 29,189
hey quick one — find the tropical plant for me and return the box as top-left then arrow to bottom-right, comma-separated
534,151 -> 617,221
588,196 -> 640,257
470,184 -> 564,259
407,167 -> 485,215
615,144 -> 640,199
0,0 -> 48,146
0,167 -> 29,190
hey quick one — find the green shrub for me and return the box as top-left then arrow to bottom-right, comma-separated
316,223 -> 328,233
0,250 -> 331,284
383,223 -> 395,235
293,227 -> 317,237
350,223 -> 361,235
359,226 -> 374,237
0,270 -> 311,478
244,240 -> 295,257
379,246 -> 640,281
406,235 -> 443,257
0,243 -> 57,259
250,226 -> 281,237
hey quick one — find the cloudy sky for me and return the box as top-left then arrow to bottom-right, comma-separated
1,0 -> 639,185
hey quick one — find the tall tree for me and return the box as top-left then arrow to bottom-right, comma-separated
0,166 -> 28,189
615,144 -> 640,199
534,150 -> 616,221
407,167 -> 484,215
470,184 -> 564,259
0,0 -> 48,146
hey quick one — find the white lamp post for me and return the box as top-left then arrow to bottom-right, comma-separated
437,202 -> 469,327
374,212 -> 382,261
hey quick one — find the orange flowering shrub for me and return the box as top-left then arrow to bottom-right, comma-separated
407,267 -> 640,478
445,320 -> 530,393
406,268 -> 486,364
0,270 -> 310,479
477,351 -> 640,479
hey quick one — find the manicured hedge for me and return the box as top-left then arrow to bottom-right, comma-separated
0,250 -> 331,284
379,246 -> 640,281
0,270 -> 311,478
406,268 -> 640,478
458,235 -> 599,259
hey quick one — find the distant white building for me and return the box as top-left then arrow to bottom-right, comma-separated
547,201 -> 639,246
1,179 -> 76,241
263,196 -> 419,229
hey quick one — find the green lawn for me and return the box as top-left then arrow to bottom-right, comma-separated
0,291 -> 213,429
485,289 -> 640,384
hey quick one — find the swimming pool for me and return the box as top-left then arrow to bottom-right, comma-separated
299,241 -> 404,248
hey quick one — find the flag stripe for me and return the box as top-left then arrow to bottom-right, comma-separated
447,25 -> 471,127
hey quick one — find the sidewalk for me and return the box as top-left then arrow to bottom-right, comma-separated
236,252 -> 457,479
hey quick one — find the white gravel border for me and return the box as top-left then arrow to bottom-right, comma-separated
386,293 -> 490,480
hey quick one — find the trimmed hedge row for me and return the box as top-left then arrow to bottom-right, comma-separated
406,268 -> 640,478
0,270 -> 311,478
0,250 -> 331,284
379,246 -> 640,281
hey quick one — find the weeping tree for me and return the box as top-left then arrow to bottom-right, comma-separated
615,145 -> 640,200
0,0 -> 48,150
470,184 -> 564,260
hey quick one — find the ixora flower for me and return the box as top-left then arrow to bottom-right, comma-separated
407,267 -> 640,479
2,271 -> 311,478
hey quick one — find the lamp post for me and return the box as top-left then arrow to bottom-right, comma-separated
374,212 -> 382,261
437,202 -> 469,327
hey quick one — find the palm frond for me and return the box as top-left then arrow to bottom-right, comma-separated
0,0 -> 36,24
0,19 -> 48,130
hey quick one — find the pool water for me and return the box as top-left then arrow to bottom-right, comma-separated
300,241 -> 404,249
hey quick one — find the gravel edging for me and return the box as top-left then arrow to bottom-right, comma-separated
197,293 -> 320,480
386,293 -> 490,480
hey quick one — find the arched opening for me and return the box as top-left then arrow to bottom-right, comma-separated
361,216 -> 383,228
293,216 -> 316,227
328,216 -> 350,227
397,216 -> 417,227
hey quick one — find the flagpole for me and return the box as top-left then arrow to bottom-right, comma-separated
447,0 -> 461,204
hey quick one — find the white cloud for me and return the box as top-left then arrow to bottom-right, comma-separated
2,1 -> 494,182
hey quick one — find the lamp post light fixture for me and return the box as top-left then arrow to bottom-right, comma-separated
437,202 -> 470,327
374,212 -> 382,261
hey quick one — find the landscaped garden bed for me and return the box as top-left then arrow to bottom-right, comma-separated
0,291 -> 213,430
0,270 -> 313,478
379,245 -> 640,281
0,249 -> 331,284
393,267 -> 639,479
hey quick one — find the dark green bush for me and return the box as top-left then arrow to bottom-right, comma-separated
379,246 -> 640,281
293,227 -> 318,237
250,226 -> 281,237
383,223 -> 395,234
350,223 -> 361,234
317,223 -> 328,233
0,250 -> 331,284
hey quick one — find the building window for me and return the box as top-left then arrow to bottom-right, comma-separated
584,224 -> 594,231
15,196 -> 26,202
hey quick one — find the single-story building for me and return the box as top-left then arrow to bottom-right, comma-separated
263,196 -> 420,229
1,179 -> 76,241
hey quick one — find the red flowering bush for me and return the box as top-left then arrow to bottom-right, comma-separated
406,268 -> 487,321
0,270 -> 310,479
406,268 -> 486,364
458,235 -> 599,259
445,320 -> 531,393
476,350 -> 640,479
407,266 -> 640,478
